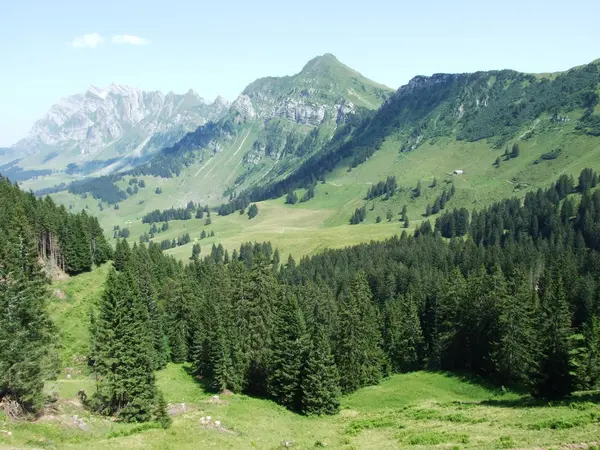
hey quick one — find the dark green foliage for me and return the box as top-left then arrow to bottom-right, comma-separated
142,204 -> 194,223
67,175 -> 126,204
413,180 -> 422,198
96,168 -> 600,417
492,271 -> 538,384
0,197 -> 55,413
532,274 -> 574,400
382,295 -> 423,372
366,176 -> 397,200
511,143 -> 520,158
350,206 -> 367,224
190,243 -> 201,261
247,203 -> 259,219
299,187 -> 315,203
578,168 -> 598,191
286,191 -> 299,205
163,276 -> 195,363
301,318 -> 340,415
435,208 -> 469,238
89,268 -> 166,423
336,273 -> 386,393
268,291 -> 306,411
536,148 -> 561,163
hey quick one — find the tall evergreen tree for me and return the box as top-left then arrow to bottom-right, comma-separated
268,290 -> 306,411
382,295 -> 423,372
335,272 -> 386,393
532,274 -> 574,400
300,318 -> 340,415
0,208 -> 55,413
90,268 -> 167,423
492,271 -> 538,384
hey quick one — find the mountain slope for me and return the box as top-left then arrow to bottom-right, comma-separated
3,85 -> 229,175
126,54 -> 393,201
34,58 -> 600,261
241,59 -> 600,202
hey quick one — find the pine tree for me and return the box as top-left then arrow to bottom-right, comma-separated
268,290 -> 306,411
382,295 -> 423,372
492,271 -> 538,384
569,316 -> 600,390
163,276 -> 194,363
336,272 -> 386,393
532,274 -> 574,400
0,208 -> 55,413
190,243 -> 201,261
511,143 -> 521,158
113,239 -> 131,272
131,244 -> 168,370
90,268 -> 164,423
238,255 -> 278,395
300,320 -> 340,415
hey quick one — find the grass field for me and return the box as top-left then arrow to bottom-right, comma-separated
29,112 -> 600,262
2,266 -> 600,449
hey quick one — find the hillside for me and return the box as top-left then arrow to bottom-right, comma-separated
31,59 -> 600,261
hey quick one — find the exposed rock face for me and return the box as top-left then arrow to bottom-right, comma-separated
10,84 -> 229,169
231,95 -> 256,120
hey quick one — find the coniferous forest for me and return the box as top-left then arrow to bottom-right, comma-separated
3,169 -> 600,423
0,176 -> 112,414
91,167 -> 600,418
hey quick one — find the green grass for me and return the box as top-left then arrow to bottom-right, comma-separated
5,365 -> 600,449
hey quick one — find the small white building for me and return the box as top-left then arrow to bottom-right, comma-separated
453,170 -> 464,175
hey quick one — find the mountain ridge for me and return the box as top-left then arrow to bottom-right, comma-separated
3,84 -> 230,176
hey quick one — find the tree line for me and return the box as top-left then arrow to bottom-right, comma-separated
0,176 -> 111,415
5,167 -> 600,424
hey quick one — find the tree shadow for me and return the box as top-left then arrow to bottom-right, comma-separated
182,364 -> 217,393
481,391 -> 600,409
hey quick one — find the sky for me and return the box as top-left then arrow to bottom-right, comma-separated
0,0 -> 599,146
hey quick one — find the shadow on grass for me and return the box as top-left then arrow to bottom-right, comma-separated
480,392 -> 600,409
431,371 -> 600,408
182,364 -> 217,393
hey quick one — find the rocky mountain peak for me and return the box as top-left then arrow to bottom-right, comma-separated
9,85 -> 229,173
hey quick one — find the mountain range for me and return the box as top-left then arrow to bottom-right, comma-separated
0,84 -> 230,175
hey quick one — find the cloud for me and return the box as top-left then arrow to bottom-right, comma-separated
71,33 -> 105,48
111,35 -> 150,45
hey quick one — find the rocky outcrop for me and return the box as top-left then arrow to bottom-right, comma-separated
11,84 -> 228,169
231,95 -> 256,120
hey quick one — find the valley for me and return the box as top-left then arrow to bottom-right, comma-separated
2,40 -> 600,450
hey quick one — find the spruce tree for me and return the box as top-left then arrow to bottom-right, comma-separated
300,321 -> 340,415
163,276 -> 194,363
532,274 -> 574,400
268,290 -> 306,411
492,271 -> 538,384
113,239 -> 131,272
0,209 -> 55,413
382,295 -> 423,372
238,255 -> 278,395
90,268 -> 167,423
335,272 -> 386,393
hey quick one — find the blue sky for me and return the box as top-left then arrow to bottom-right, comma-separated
1,0 -> 599,146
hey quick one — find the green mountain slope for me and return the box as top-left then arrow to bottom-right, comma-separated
34,58 -> 600,259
